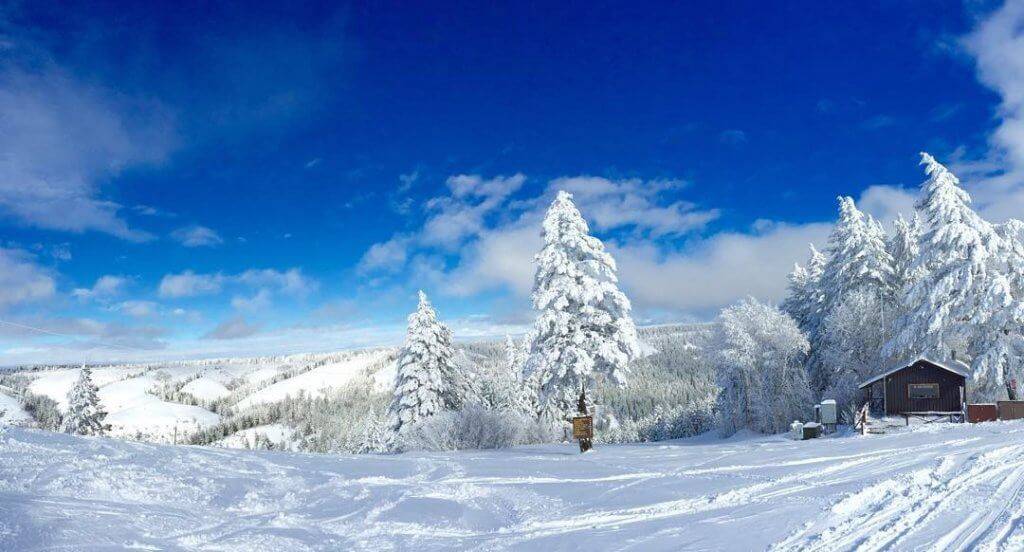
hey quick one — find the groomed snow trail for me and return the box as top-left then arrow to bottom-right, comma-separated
3,422 -> 1024,551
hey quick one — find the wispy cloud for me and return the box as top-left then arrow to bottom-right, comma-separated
171,225 -> 224,247
861,115 -> 896,130
158,268 -> 317,300
72,275 -> 129,301
205,316 -> 261,340
157,271 -> 225,298
0,248 -> 56,311
719,129 -> 748,145
0,57 -> 175,240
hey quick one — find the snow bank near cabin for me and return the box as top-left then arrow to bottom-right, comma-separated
4,422 -> 1024,550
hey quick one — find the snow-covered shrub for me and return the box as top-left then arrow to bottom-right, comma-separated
710,298 -> 813,437
395,405 -> 559,452
598,398 -> 715,444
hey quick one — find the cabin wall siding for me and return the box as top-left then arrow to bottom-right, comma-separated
883,360 -> 965,415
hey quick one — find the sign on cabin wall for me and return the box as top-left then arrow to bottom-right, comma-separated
572,416 -> 593,439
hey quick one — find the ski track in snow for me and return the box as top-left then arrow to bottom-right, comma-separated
3,423 -> 1024,551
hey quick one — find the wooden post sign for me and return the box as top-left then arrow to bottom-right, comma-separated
572,415 -> 593,440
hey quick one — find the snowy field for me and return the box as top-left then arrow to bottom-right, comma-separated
3,421 -> 1024,551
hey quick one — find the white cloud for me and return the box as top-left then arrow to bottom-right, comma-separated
362,174 -> 720,290
420,174 -> 526,248
855,185 -> 918,227
0,248 -> 56,310
117,300 -> 158,318
358,236 -> 412,273
0,61 -> 174,240
548,177 -> 719,237
231,289 -> 273,312
171,225 -> 223,247
204,316 -> 261,340
611,222 -> 832,313
236,268 -> 318,297
0,314 -> 168,353
158,267 -> 317,303
953,1 -> 1024,222
158,271 -> 225,298
72,275 -> 129,301
444,222 -> 540,297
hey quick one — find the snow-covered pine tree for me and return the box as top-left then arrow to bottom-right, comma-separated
782,244 -> 826,335
388,291 -> 462,435
819,289 -> 895,413
61,366 -> 109,436
888,213 -> 923,299
819,197 -> 893,314
981,219 -> 1024,399
809,197 -> 894,396
505,334 -> 522,376
710,298 -> 812,436
887,153 -> 1012,399
526,191 -> 641,421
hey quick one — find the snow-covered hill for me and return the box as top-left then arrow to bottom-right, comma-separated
1,348 -> 395,445
3,421 -> 1024,550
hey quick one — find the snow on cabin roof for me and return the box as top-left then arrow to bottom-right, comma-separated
857,357 -> 969,389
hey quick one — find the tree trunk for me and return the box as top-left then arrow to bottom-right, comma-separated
578,385 -> 592,453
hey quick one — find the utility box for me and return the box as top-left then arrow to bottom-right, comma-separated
802,422 -> 821,440
818,400 -> 837,425
790,421 -> 804,440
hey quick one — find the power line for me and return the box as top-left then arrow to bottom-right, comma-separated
0,319 -> 147,352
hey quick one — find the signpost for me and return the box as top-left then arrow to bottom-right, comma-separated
575,384 -> 593,453
572,416 -> 593,440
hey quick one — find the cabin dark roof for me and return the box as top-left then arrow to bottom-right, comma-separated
857,358 -> 969,389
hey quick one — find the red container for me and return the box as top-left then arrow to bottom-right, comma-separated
967,404 -> 998,423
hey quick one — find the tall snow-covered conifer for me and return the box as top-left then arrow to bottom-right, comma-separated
782,244 -> 826,336
61,366 -> 108,436
526,191 -> 641,419
809,197 -> 893,395
388,291 -> 461,434
888,213 -> 923,298
887,153 -> 1011,398
819,197 -> 893,314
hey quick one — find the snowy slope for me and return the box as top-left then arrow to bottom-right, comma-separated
233,350 -> 389,410
0,393 -> 30,425
6,349 -> 394,444
4,422 -> 1024,551
181,377 -> 230,401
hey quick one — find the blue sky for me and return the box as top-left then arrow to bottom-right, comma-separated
1,0 -> 1022,364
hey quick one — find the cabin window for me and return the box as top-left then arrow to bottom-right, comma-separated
908,383 -> 940,399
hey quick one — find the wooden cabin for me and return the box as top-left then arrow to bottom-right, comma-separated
858,358 -> 967,416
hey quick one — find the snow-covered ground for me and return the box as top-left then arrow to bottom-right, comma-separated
3,421 -> 1024,551
214,423 -> 298,451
